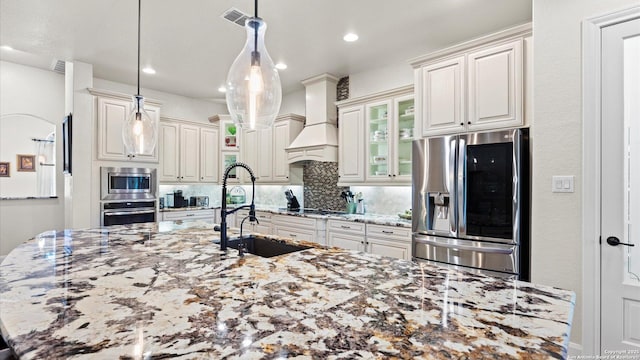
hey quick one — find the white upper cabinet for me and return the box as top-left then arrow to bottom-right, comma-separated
419,56 -> 465,135
411,23 -> 531,137
337,105 -> 366,184
90,89 -> 161,163
199,128 -> 219,183
239,114 -> 303,185
337,86 -> 414,186
159,118 -> 219,184
467,39 -> 523,131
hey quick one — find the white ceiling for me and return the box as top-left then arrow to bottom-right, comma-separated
0,0 -> 532,101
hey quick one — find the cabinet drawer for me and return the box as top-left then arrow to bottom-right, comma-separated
366,224 -> 411,241
273,214 -> 316,229
327,219 -> 365,235
162,210 -> 215,221
273,226 -> 315,243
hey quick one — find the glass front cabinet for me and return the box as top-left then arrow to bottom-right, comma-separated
365,93 -> 414,184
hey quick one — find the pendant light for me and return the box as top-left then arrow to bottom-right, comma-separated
123,0 -> 156,156
225,0 -> 282,130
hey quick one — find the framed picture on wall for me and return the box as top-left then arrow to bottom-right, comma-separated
0,162 -> 9,177
17,154 -> 35,172
63,113 -> 72,174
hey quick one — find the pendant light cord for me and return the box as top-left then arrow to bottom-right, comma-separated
136,0 -> 141,97
253,0 -> 258,56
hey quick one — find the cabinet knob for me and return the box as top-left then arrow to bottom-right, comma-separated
467,121 -> 471,125
393,174 -> 396,177
388,174 -> 392,177
459,122 -> 464,126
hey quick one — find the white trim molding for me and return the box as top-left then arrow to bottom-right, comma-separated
582,4 -> 640,356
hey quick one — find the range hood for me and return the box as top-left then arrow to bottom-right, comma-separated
286,73 -> 339,163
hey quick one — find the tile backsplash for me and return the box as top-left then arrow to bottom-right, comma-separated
159,184 -> 302,209
303,161 -> 348,211
349,186 -> 412,216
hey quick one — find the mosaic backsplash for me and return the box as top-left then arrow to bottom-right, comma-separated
159,184 -> 303,209
302,161 -> 349,211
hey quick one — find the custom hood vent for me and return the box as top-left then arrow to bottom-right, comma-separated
286,74 -> 339,163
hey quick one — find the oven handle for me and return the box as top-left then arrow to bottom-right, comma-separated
414,236 -> 514,254
103,209 -> 156,216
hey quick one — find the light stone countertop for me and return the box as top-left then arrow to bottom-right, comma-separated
0,221 -> 574,359
161,206 -> 413,228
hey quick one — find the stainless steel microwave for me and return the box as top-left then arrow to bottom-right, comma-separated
100,167 -> 157,201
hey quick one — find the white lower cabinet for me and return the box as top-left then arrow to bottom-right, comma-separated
272,215 -> 326,245
234,210 -> 273,234
366,224 -> 412,260
326,219 -> 366,251
161,209 -> 215,222
326,220 -> 411,260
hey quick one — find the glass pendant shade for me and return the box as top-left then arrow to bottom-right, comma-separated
123,95 -> 156,155
226,18 -> 282,130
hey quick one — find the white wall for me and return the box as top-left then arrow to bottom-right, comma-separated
280,88 -> 305,116
532,0 -> 639,348
349,62 -> 414,98
0,60 -> 65,255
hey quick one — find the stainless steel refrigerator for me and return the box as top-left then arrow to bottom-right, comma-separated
412,128 -> 530,280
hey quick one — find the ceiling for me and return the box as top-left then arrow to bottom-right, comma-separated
0,0 -> 532,101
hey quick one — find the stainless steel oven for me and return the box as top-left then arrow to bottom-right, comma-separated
101,201 -> 156,226
412,128 -> 530,280
101,167 -> 157,201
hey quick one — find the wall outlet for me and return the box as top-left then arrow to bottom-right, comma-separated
552,175 -> 574,193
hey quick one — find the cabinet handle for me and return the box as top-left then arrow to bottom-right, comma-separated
185,214 -> 195,217
289,234 -> 297,237
340,225 -> 351,229
382,230 -> 394,234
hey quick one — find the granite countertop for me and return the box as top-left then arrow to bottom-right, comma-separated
0,221 -> 574,359
160,205 -> 412,227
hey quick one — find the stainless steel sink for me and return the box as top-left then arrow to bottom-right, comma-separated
226,236 -> 312,258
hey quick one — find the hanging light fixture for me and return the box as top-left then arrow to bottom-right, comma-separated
225,0 -> 282,130
123,0 -> 156,156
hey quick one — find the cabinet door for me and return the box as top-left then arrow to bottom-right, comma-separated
180,124 -> 200,182
159,122 -> 180,182
327,231 -> 366,252
338,105 -> 365,183
393,94 -> 415,181
420,56 -> 465,136
366,100 -> 392,181
242,129 -> 259,182
200,127 -> 219,183
272,121 -> 291,182
467,40 -> 523,130
367,237 -> 412,260
221,152 -> 239,182
257,127 -> 273,182
97,97 -> 159,162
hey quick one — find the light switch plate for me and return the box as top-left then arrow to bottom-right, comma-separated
552,175 -> 574,193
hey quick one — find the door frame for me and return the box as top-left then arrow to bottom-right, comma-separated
582,5 -> 640,355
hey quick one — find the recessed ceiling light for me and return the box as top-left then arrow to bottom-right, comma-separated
275,63 -> 287,70
343,33 -> 359,42
218,86 -> 227,93
142,67 -> 156,75
0,45 -> 14,51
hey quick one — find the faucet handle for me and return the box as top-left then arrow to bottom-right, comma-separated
249,205 -> 259,224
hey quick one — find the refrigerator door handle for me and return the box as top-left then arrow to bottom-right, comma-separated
414,236 -> 514,254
